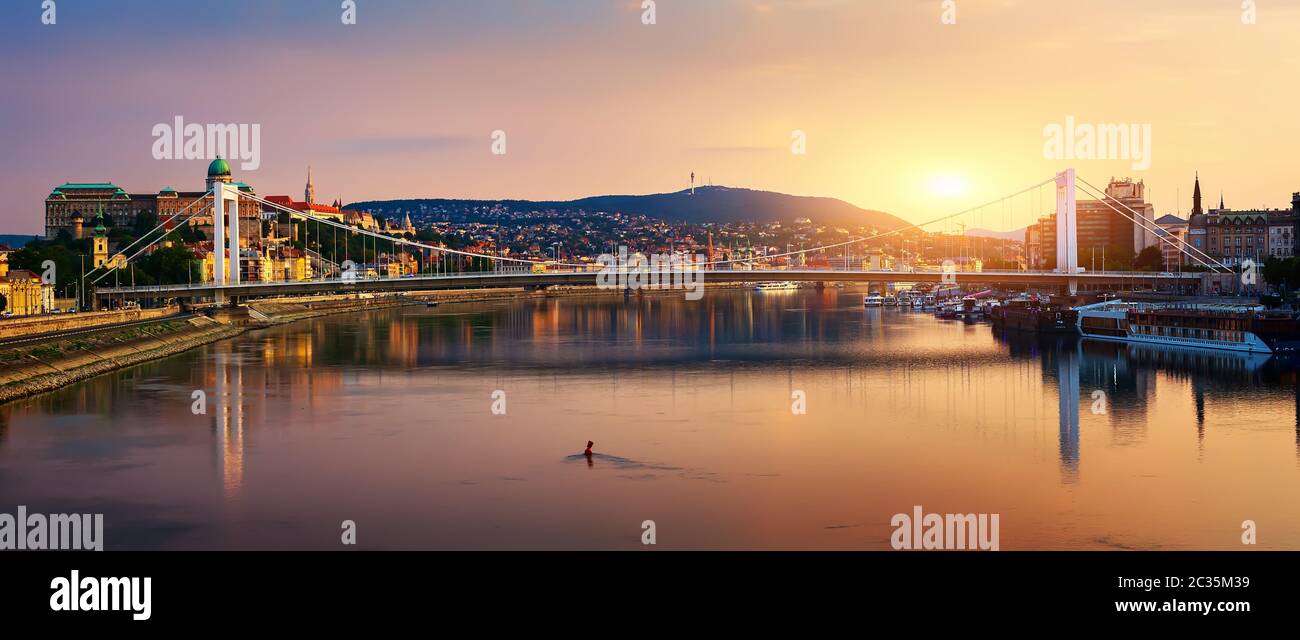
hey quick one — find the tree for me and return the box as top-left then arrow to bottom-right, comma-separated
134,245 -> 199,286
1263,257 -> 1292,288
9,240 -> 80,291
133,210 -> 159,237
1133,246 -> 1164,272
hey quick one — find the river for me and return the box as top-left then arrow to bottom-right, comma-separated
2,289 -> 1297,549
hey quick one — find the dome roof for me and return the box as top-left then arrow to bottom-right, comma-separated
208,157 -> 232,177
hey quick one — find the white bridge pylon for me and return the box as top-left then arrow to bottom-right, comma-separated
213,182 -> 240,288
1055,168 -> 1079,294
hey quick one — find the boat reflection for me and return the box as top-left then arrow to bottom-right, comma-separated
995,328 -> 1300,478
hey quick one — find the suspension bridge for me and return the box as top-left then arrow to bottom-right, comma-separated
89,169 -> 1222,306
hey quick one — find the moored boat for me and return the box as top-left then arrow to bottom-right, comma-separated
991,298 -> 1077,334
1075,300 -> 1298,354
755,281 -> 800,291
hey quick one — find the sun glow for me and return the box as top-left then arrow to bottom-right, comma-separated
928,175 -> 970,198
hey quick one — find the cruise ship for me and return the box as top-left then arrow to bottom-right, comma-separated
1075,300 -> 1300,354
754,281 -> 800,291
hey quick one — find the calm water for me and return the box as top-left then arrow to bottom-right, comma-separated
2,289 -> 1298,550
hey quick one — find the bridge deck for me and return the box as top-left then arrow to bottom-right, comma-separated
94,269 -> 1204,301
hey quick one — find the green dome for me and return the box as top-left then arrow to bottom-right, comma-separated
207,157 -> 232,177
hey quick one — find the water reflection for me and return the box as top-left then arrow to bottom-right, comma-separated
1,289 -> 1298,549
995,327 -> 1300,479
213,350 -> 244,500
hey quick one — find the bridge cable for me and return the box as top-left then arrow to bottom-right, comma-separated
87,189 -> 216,286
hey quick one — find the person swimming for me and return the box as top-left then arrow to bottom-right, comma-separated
584,441 -> 594,456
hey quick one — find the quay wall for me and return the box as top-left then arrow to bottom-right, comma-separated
0,307 -> 177,341
0,315 -> 244,405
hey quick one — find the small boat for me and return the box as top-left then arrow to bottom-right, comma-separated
884,295 -> 898,306
755,281 -> 800,291
864,295 -> 884,307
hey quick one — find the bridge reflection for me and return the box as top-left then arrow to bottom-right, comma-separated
213,349 -> 243,500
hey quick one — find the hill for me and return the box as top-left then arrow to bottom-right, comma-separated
347,186 -> 908,229
964,227 -> 1027,242
0,234 -> 41,249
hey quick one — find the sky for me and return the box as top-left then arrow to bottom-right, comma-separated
2,0 -> 1299,235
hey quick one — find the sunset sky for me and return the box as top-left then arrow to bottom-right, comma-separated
2,0 -> 1298,235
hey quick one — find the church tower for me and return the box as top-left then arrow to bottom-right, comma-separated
305,166 -> 316,205
92,206 -> 109,269
1191,172 -> 1203,217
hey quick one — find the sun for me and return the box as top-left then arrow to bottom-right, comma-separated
928,174 -> 970,198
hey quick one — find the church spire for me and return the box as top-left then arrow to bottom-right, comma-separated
305,166 -> 316,205
1191,172 -> 1203,217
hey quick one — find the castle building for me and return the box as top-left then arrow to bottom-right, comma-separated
44,158 -> 260,245
263,168 -> 343,222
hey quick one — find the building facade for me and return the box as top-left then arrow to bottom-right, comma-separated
0,252 -> 55,316
1154,214 -> 1188,271
1185,178 -> 1299,267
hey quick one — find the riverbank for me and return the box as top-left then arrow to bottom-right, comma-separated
0,315 -> 245,405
